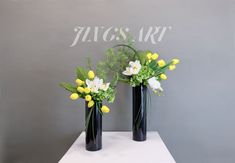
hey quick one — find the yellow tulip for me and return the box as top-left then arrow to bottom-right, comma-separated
157,59 -> 166,67
75,79 -> 84,86
160,74 -> 167,80
85,95 -> 92,101
77,87 -> 85,93
70,93 -> 79,100
84,87 -> 91,94
169,65 -> 176,71
151,53 -> 159,60
88,100 -> 95,108
172,58 -> 180,65
146,53 -> 152,60
88,70 -> 95,79
101,105 -> 110,113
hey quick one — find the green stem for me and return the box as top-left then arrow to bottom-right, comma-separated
113,44 -> 138,55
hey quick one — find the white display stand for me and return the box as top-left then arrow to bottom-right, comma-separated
59,132 -> 176,163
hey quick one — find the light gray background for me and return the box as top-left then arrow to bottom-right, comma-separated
0,0 -> 235,163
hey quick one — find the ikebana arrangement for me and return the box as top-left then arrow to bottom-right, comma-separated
60,66 -> 116,151
120,50 -> 180,141
60,41 -> 180,151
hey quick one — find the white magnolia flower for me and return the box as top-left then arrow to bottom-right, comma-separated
86,77 -> 103,93
122,67 -> 133,76
86,77 -> 110,93
129,60 -> 141,74
100,83 -> 110,91
148,77 -> 163,92
122,60 -> 141,76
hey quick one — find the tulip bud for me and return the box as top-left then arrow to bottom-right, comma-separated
160,74 -> 167,80
157,59 -> 166,67
101,105 -> 110,113
88,100 -> 95,108
70,93 -> 79,100
88,70 -> 95,79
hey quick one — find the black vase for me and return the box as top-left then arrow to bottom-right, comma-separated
85,101 -> 102,151
132,84 -> 147,141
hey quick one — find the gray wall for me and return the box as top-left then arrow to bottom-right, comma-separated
1,0 -> 235,163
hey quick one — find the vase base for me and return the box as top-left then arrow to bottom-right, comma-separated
133,138 -> 146,142
133,130 -> 147,141
133,136 -> 146,141
86,146 -> 102,151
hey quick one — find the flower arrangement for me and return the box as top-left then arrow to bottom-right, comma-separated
99,42 -> 180,141
94,41 -> 180,93
60,36 -> 180,146
60,65 -> 116,151
60,67 -> 115,113
121,51 -> 180,93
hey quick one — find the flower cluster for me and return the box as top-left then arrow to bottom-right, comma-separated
61,68 -> 115,114
122,52 -> 180,93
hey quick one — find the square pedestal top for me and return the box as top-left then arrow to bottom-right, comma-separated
59,132 -> 176,163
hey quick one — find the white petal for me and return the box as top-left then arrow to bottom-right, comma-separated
148,77 -> 163,92
101,83 -> 110,91
129,61 -> 135,67
85,79 -> 92,88
92,77 -> 102,89
135,60 -> 140,65
122,67 -> 133,76
132,66 -> 141,74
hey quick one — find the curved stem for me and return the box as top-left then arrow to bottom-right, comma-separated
112,44 -> 138,56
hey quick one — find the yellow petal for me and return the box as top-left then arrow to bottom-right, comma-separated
172,58 -> 180,65
70,93 -> 79,100
160,74 -> 167,80
157,59 -> 166,67
151,53 -> 159,60
84,87 -> 91,94
75,79 -> 84,86
146,53 -> 152,60
85,95 -> 92,101
101,105 -> 110,113
88,100 -> 95,108
77,87 -> 85,93
169,65 -> 176,71
88,70 -> 95,79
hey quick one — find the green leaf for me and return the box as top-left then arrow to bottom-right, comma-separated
76,66 -> 88,81
60,82 -> 77,93
154,62 -> 173,76
149,60 -> 158,71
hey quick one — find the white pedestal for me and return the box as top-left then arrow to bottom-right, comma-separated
59,132 -> 176,163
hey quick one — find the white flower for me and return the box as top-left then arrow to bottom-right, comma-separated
148,77 -> 163,92
100,83 -> 110,91
129,60 -> 141,75
122,67 -> 133,76
86,77 -> 110,93
86,77 -> 103,93
122,60 -> 142,76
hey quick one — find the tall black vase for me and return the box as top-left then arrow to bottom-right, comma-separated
85,101 -> 102,151
132,84 -> 147,141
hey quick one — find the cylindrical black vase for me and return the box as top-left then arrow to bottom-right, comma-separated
85,101 -> 102,151
132,84 -> 147,141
